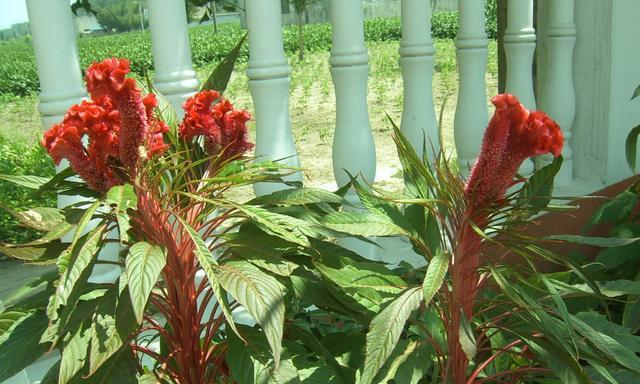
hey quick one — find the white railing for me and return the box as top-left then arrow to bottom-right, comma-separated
6,1 -> 580,382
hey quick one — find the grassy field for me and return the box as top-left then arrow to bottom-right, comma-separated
0,38 -> 498,192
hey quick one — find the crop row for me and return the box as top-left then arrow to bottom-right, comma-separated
0,11 -> 497,97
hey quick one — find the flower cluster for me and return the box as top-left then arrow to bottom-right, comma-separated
42,58 -> 168,192
179,90 -> 253,160
464,94 -> 564,208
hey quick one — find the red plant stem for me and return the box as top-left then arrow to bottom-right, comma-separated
471,367 -> 551,384
466,339 -> 524,384
449,209 -> 486,384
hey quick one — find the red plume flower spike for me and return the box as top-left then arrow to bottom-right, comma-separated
85,58 -> 158,170
464,94 -> 563,209
449,93 -> 563,383
180,90 -> 253,161
42,58 -> 169,193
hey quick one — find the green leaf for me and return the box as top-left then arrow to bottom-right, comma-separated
576,311 -> 640,353
421,251 -> 448,305
321,211 -> 409,237
517,156 -> 562,211
59,324 -> 91,384
125,242 -> 167,324
0,310 -> 29,336
83,345 -> 138,384
88,286 -> 137,375
70,200 -> 102,246
0,310 -> 49,382
201,33 -> 247,94
44,225 -> 106,343
546,235 -> 640,247
0,241 -> 66,263
105,184 -> 137,212
359,287 -> 422,384
249,187 -> 342,207
230,204 -> 313,247
1,206 -> 65,231
225,226 -> 298,277
314,260 -> 407,313
571,314 -> 640,374
586,190 -> 638,231
627,125 -> 640,173
0,174 -> 50,189
106,185 -> 136,242
375,340 -> 419,383
217,261 -> 286,366
226,325 -> 301,384
458,312 -> 476,361
633,84 -> 640,100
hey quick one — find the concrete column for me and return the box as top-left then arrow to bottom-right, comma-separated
504,0 -> 536,175
26,0 -> 86,131
539,0 -> 576,182
245,0 -> 302,196
454,0 -> 489,175
146,0 -> 199,113
400,0 -> 439,161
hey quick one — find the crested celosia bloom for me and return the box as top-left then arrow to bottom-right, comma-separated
180,90 -> 253,160
42,58 -> 168,192
42,98 -> 124,192
464,94 -> 563,209
85,58 -> 153,170
449,93 -> 564,383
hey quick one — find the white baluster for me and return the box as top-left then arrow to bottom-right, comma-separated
504,0 -> 536,175
26,0 -> 85,134
400,0 -> 439,161
26,0 -> 119,285
539,0 -> 576,181
245,0 -> 302,196
329,0 -> 378,259
454,0 -> 489,175
146,0 -> 199,114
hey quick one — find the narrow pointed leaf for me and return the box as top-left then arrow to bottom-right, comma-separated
322,211 -> 409,237
627,125 -> 640,173
0,174 -> 50,189
201,33 -> 247,94
422,251 -> 448,305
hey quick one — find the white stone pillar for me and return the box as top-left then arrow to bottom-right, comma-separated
245,0 -> 302,196
399,0 -> 439,161
329,0 -> 378,259
26,0 -> 85,132
329,0 -> 376,188
504,0 -> 536,175
146,0 -> 199,113
539,0 -> 576,182
454,0 -> 489,175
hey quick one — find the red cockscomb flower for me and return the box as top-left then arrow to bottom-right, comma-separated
85,58 -> 161,170
42,98 -> 124,192
42,58 -> 168,192
465,94 -> 564,208
179,90 -> 253,160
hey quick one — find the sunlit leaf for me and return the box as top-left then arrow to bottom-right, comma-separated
125,242 -> 167,324
358,287 -> 422,384
217,261 -> 286,366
